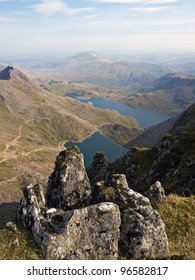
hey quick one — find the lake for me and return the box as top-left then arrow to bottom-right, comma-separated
66,93 -> 170,128
65,131 -> 128,167
65,93 -> 170,167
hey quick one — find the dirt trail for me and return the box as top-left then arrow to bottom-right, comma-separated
0,113 -> 100,165
0,119 -> 34,164
0,101 -> 119,166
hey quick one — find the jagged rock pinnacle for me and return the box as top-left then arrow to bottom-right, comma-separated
46,147 -> 92,210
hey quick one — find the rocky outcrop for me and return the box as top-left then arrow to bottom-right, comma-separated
17,184 -> 120,260
17,147 -> 169,260
91,174 -> 169,259
146,181 -> 166,203
0,66 -> 14,80
88,151 -> 109,183
46,147 -> 91,210
0,66 -> 30,82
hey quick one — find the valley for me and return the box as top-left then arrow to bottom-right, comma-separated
0,51 -> 195,260
0,66 -> 137,206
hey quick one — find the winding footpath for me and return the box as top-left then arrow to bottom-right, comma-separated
0,119 -> 34,164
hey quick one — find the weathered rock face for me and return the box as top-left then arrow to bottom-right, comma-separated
17,184 -> 121,260
146,181 -> 167,203
88,151 -> 109,183
120,207 -> 169,260
46,147 -> 91,210
45,203 -> 120,260
91,174 -> 169,259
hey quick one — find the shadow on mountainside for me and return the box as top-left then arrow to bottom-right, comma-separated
0,202 -> 19,229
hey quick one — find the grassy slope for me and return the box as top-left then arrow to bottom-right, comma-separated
0,227 -> 43,260
155,195 -> 195,259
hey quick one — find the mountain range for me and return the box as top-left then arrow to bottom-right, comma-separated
11,51 -> 170,87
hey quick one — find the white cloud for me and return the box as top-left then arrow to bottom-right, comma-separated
131,6 -> 170,12
32,0 -> 94,16
93,0 -> 177,4
0,16 -> 18,23
82,14 -> 99,19
87,20 -> 106,26
158,18 -> 195,25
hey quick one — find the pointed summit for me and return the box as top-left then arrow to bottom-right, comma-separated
68,51 -> 114,64
0,66 -> 30,82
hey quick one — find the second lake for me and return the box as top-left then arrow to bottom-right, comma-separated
66,93 -> 170,128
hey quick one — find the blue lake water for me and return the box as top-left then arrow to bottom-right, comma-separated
65,93 -> 170,166
66,93 -> 170,128
65,131 -> 128,167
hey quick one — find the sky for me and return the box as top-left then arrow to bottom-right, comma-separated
0,0 -> 195,58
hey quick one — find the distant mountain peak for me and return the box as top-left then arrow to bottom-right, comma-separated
71,51 -> 114,64
0,65 -> 30,82
154,72 -> 195,90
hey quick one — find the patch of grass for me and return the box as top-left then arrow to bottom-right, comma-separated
0,227 -> 43,260
132,148 -> 153,179
155,195 -> 195,259
95,151 -> 105,157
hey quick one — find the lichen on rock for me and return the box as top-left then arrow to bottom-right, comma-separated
17,183 -> 120,260
46,147 -> 91,211
91,174 -> 169,259
146,181 -> 167,203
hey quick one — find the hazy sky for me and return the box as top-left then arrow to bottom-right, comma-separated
0,0 -> 195,58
